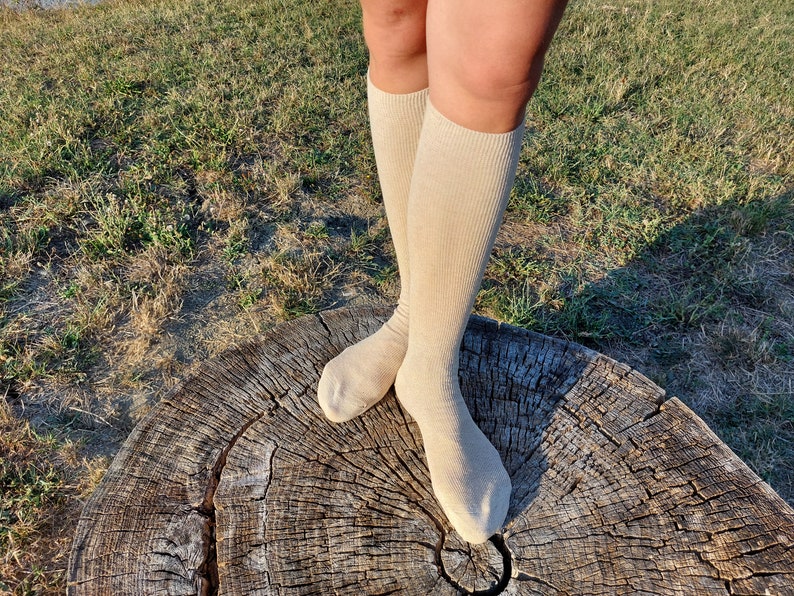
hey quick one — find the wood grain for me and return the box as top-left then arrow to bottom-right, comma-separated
68,306 -> 794,595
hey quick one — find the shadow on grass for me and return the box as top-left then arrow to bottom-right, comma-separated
503,190 -> 793,505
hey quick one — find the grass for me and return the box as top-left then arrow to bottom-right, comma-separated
0,393 -> 99,594
0,0 -> 792,592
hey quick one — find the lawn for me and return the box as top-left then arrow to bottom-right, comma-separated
1,0 -> 792,592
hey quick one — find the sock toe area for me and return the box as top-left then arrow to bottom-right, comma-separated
437,464 -> 512,544
429,439 -> 512,544
317,362 -> 368,423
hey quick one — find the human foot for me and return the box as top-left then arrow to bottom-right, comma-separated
394,355 -> 511,544
317,309 -> 408,422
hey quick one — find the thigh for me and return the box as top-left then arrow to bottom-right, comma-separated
426,0 -> 568,131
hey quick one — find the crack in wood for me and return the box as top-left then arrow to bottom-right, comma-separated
511,566 -> 566,593
316,310 -> 335,337
436,534 -> 512,595
195,413 -> 265,595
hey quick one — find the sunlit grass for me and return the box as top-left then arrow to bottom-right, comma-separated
1,0 -> 792,592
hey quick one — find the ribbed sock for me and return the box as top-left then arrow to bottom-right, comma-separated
318,76 -> 428,422
395,101 -> 523,543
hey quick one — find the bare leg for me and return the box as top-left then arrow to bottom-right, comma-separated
361,0 -> 429,93
427,0 -> 567,133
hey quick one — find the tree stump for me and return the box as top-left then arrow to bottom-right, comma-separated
68,306 -> 794,595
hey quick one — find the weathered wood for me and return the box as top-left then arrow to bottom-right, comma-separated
68,306 -> 794,595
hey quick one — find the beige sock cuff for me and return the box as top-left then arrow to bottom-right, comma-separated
418,98 -> 524,236
366,74 -> 429,190
417,99 -> 524,243
366,72 -> 429,123
421,99 -> 525,165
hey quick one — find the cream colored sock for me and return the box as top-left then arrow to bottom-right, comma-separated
394,101 -> 523,544
318,76 -> 428,423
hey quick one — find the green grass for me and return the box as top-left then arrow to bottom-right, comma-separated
1,0 -> 792,591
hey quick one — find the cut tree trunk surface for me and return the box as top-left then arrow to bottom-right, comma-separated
68,306 -> 794,595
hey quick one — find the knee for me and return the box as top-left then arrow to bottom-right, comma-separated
429,43 -> 550,131
361,0 -> 427,61
452,47 -> 547,108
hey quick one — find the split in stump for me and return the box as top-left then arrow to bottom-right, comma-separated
68,306 -> 794,595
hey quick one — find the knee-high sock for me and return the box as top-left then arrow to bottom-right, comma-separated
318,75 -> 427,422
395,101 -> 523,544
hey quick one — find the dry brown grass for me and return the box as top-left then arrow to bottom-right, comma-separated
1,0 -> 792,592
0,394 -> 106,595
